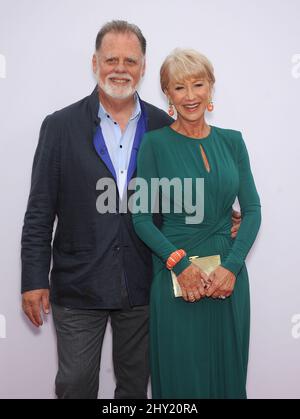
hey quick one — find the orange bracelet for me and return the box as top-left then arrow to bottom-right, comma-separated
166,249 -> 186,270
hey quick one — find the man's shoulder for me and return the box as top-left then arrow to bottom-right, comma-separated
45,93 -> 92,126
142,100 -> 167,116
141,100 -> 173,131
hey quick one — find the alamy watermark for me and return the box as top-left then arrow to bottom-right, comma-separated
0,314 -> 6,339
0,54 -> 6,79
96,177 -> 204,224
291,54 -> 300,79
291,314 -> 300,339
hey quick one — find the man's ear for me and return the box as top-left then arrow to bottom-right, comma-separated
141,57 -> 146,77
92,54 -> 97,74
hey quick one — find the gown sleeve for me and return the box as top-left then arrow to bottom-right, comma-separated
132,133 -> 191,275
221,133 -> 261,276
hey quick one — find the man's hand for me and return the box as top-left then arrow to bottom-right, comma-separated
22,289 -> 50,327
205,266 -> 236,299
231,209 -> 241,238
176,264 -> 207,302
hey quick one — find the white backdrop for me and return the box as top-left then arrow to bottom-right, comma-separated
0,0 -> 300,399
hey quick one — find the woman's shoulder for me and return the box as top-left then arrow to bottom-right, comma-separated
138,127 -> 170,162
213,125 -> 243,141
213,125 -> 246,150
213,126 -> 249,160
141,126 -> 170,147
144,126 -> 169,140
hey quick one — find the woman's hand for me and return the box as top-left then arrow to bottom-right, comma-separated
176,264 -> 208,302
205,266 -> 236,299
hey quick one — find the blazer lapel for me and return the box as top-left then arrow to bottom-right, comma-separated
92,95 -> 148,185
93,125 -> 117,181
126,100 -> 148,186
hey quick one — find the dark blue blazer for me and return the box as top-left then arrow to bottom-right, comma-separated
21,86 -> 173,308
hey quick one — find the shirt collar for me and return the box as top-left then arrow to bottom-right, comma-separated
98,93 -> 141,122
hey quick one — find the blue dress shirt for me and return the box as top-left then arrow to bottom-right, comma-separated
98,95 -> 141,198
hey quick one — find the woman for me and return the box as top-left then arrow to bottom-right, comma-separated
132,49 -> 261,399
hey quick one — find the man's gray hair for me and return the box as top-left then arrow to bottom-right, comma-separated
95,20 -> 146,55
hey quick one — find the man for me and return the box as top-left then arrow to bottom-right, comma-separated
21,20 -> 241,399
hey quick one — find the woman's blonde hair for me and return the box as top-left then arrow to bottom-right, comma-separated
160,48 -> 215,92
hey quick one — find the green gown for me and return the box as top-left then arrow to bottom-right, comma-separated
132,125 -> 261,399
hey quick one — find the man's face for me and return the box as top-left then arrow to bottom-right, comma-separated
93,32 -> 145,100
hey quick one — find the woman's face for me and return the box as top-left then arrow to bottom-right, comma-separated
166,76 -> 211,123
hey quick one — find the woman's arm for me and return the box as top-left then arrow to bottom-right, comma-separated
207,132 -> 261,298
221,132 -> 262,276
132,133 -> 207,301
132,133 -> 190,276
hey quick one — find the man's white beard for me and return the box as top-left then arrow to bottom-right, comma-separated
98,73 -> 139,100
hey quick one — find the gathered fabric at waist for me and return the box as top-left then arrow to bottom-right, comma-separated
164,230 -> 232,259
161,214 -> 232,252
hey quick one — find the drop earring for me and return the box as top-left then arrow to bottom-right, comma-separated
168,102 -> 175,117
207,101 -> 214,112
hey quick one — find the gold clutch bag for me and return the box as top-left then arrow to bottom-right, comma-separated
171,254 -> 221,297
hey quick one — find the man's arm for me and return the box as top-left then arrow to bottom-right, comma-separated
231,209 -> 241,238
21,115 -> 60,326
22,289 -> 50,327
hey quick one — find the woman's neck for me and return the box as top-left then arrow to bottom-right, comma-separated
171,117 -> 210,139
